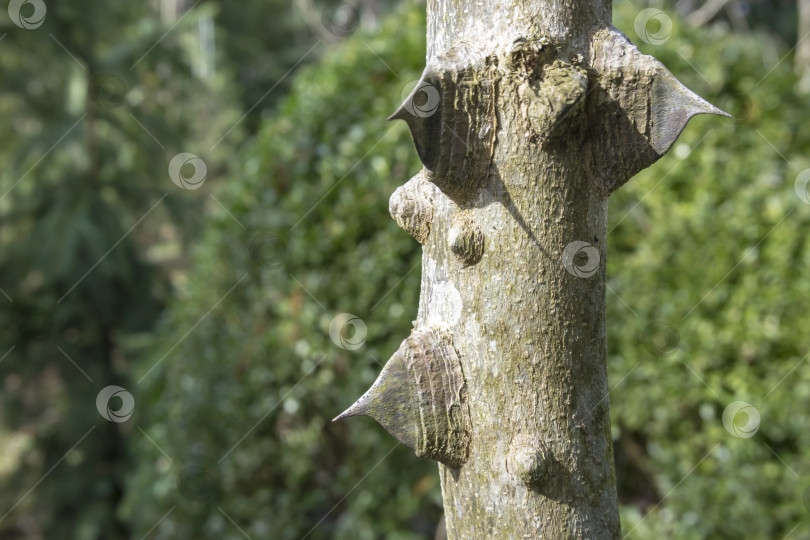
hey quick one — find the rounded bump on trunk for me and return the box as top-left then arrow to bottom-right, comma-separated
507,435 -> 549,489
448,213 -> 484,265
389,170 -> 434,244
506,36 -> 556,72
526,59 -> 588,143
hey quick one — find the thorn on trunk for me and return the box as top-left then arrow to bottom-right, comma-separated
334,326 -> 472,468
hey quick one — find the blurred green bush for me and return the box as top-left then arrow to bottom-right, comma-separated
123,4 -> 437,539
610,3 -> 810,538
125,2 -> 810,539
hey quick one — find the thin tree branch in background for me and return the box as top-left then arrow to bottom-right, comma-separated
724,0 -> 751,35
686,0 -> 731,27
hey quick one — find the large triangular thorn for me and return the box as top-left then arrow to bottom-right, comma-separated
332,342 -> 418,449
386,70 -> 442,172
333,327 -> 472,468
650,67 -> 731,156
386,54 -> 495,203
588,29 -> 731,194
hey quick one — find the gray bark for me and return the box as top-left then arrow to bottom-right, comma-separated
337,1 -> 726,538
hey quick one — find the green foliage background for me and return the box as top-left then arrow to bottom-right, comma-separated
1,0 -> 809,538
124,6 -> 435,539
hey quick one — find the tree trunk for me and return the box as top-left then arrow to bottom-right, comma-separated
337,1 -> 726,538
798,0 -> 810,93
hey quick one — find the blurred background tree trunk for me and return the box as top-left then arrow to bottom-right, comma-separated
798,0 -> 810,92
